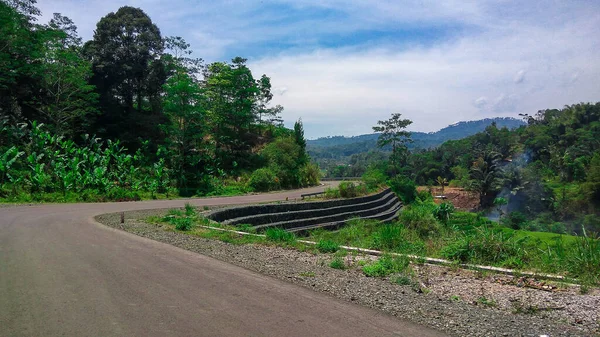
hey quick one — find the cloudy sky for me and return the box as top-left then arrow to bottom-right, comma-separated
37,0 -> 600,138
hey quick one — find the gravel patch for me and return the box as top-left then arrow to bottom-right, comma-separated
96,210 -> 600,337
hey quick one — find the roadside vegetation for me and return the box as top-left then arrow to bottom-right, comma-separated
146,197 -> 599,286
307,201 -> 600,286
0,2 -> 318,203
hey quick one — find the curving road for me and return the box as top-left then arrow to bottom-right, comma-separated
0,183 -> 446,337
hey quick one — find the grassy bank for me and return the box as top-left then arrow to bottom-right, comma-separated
307,204 -> 599,285
146,201 -> 599,286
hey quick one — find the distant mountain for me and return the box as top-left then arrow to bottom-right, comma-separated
307,117 -> 525,161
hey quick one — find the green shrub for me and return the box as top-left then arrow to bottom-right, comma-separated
583,214 -> 600,233
236,223 -> 255,233
549,222 -> 567,234
299,163 -> 320,187
316,239 -> 340,253
339,181 -> 358,198
441,226 -> 528,265
362,168 -> 387,191
362,255 -> 410,277
501,211 -> 529,230
388,175 -> 417,204
416,190 -> 433,202
173,217 -> 194,231
248,168 -> 280,192
184,203 -> 196,217
570,233 -> 600,284
265,227 -> 295,243
372,224 -> 404,251
393,275 -> 413,285
329,257 -> 346,269
106,188 -> 141,201
167,208 -> 183,217
399,203 -> 440,237
324,187 -> 340,199
433,202 -> 455,224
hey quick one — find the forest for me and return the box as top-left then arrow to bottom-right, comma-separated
364,104 -> 600,235
0,1 -> 318,201
311,117 -> 525,178
1,1 -> 598,236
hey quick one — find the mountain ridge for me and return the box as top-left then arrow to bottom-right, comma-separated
307,117 -> 525,147
307,117 -> 525,162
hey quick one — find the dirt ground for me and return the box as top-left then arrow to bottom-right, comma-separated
418,186 -> 480,211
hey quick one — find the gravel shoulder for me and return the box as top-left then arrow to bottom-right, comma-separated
96,209 -> 600,337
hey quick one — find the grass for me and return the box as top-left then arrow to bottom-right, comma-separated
476,296 -> 497,307
393,275 -> 413,285
0,178 -> 263,204
362,255 -> 410,277
147,200 -> 600,287
299,271 -> 315,277
329,257 -> 346,270
0,189 -> 175,203
265,228 -> 296,244
316,239 -> 339,253
307,205 -> 600,286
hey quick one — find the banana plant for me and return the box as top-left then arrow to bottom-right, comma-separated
0,146 -> 24,195
26,152 -> 50,195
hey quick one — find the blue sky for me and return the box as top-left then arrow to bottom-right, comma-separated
38,0 -> 600,138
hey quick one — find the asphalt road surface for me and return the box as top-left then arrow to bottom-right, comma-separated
0,183 -> 446,337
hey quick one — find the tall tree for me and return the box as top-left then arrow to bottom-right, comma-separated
36,14 -> 97,137
84,6 -> 165,150
469,150 -> 503,208
0,0 -> 46,125
294,118 -> 308,165
373,113 -> 413,172
161,36 -> 207,193
204,57 -> 272,172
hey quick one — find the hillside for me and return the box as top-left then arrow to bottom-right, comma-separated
308,117 -> 525,163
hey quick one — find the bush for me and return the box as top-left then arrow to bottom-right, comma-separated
173,217 -> 194,231
416,190 -> 433,202
389,175 -> 417,204
338,181 -> 358,198
329,257 -> 346,269
106,188 -> 141,202
362,168 -> 387,191
324,187 -> 340,199
549,222 -> 567,234
260,137 -> 302,188
583,214 -> 600,233
248,168 -> 280,192
363,255 -> 410,277
501,211 -> 529,230
441,226 -> 528,265
265,227 -> 295,243
299,163 -> 320,187
372,224 -> 404,251
184,203 -> 196,217
399,203 -> 440,237
316,239 -> 340,253
433,202 -> 455,224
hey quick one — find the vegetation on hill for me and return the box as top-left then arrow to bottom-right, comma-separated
0,1 -> 318,201
362,103 -> 600,235
309,117 -> 525,177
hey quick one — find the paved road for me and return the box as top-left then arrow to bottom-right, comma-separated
0,183 -> 446,337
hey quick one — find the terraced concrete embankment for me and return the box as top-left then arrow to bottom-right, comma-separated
207,188 -> 401,233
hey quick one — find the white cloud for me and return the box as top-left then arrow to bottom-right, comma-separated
514,70 -> 526,84
252,11 -> 600,138
35,0 -> 600,138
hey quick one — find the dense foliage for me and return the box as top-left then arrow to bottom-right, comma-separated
0,1 -> 318,201
309,117 -> 524,177
361,104 -> 600,234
